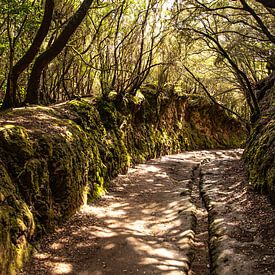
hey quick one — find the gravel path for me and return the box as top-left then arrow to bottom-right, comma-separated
20,150 -> 275,275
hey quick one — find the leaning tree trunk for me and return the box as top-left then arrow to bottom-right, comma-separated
24,0 -> 94,105
1,0 -> 54,109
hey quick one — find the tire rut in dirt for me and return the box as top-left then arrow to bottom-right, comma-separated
199,150 -> 257,275
188,164 -> 210,275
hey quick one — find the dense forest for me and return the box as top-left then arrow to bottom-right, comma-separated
0,0 -> 274,274
0,0 -> 274,125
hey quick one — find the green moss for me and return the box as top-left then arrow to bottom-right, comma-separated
243,84 -> 275,202
0,162 -> 35,275
0,125 -> 34,158
92,183 -> 107,201
97,100 -> 118,130
0,91 -> 247,274
0,126 -> 35,180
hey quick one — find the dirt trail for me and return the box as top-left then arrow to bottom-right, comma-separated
20,150 -> 275,275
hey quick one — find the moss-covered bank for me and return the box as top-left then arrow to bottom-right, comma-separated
0,91 -> 245,274
243,72 -> 275,203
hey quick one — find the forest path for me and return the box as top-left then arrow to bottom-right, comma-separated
20,150 -> 275,275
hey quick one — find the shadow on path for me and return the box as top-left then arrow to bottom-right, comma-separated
20,149 -> 275,275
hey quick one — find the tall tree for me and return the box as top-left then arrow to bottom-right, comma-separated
24,0 -> 94,104
171,0 -> 274,123
1,0 -> 54,109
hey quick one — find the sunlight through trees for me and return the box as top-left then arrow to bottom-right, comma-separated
0,0 -> 274,125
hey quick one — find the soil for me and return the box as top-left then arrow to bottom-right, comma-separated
19,150 -> 275,275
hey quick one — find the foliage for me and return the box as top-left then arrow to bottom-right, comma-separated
169,0 -> 274,123
0,90 -> 246,273
0,0 -> 274,125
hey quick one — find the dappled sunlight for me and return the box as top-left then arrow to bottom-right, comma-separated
143,165 -> 162,173
155,172 -> 169,178
29,150 -> 200,274
125,236 -> 187,272
52,262 -> 73,274
24,149 -> 255,275
103,243 -> 116,250
34,253 -> 51,260
50,242 -> 64,250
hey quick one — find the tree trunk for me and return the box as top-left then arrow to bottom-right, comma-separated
25,0 -> 94,105
1,0 -> 54,109
256,0 -> 275,8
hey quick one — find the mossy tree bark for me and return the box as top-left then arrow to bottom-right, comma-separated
24,0 -> 94,105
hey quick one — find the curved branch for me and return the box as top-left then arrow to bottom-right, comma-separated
239,0 -> 275,44
25,0 -> 94,104
1,0 -> 55,109
182,64 -> 249,127
13,0 -> 55,76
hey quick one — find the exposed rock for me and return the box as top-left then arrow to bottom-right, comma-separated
243,72 -> 275,203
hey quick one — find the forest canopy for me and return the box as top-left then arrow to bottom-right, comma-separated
0,0 -> 274,126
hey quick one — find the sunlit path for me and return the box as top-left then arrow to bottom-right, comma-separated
20,150 -> 275,275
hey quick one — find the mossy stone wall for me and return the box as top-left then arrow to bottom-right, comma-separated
243,75 -> 275,203
0,92 -> 245,274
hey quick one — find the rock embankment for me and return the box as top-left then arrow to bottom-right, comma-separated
0,92 -> 245,274
243,72 -> 275,203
